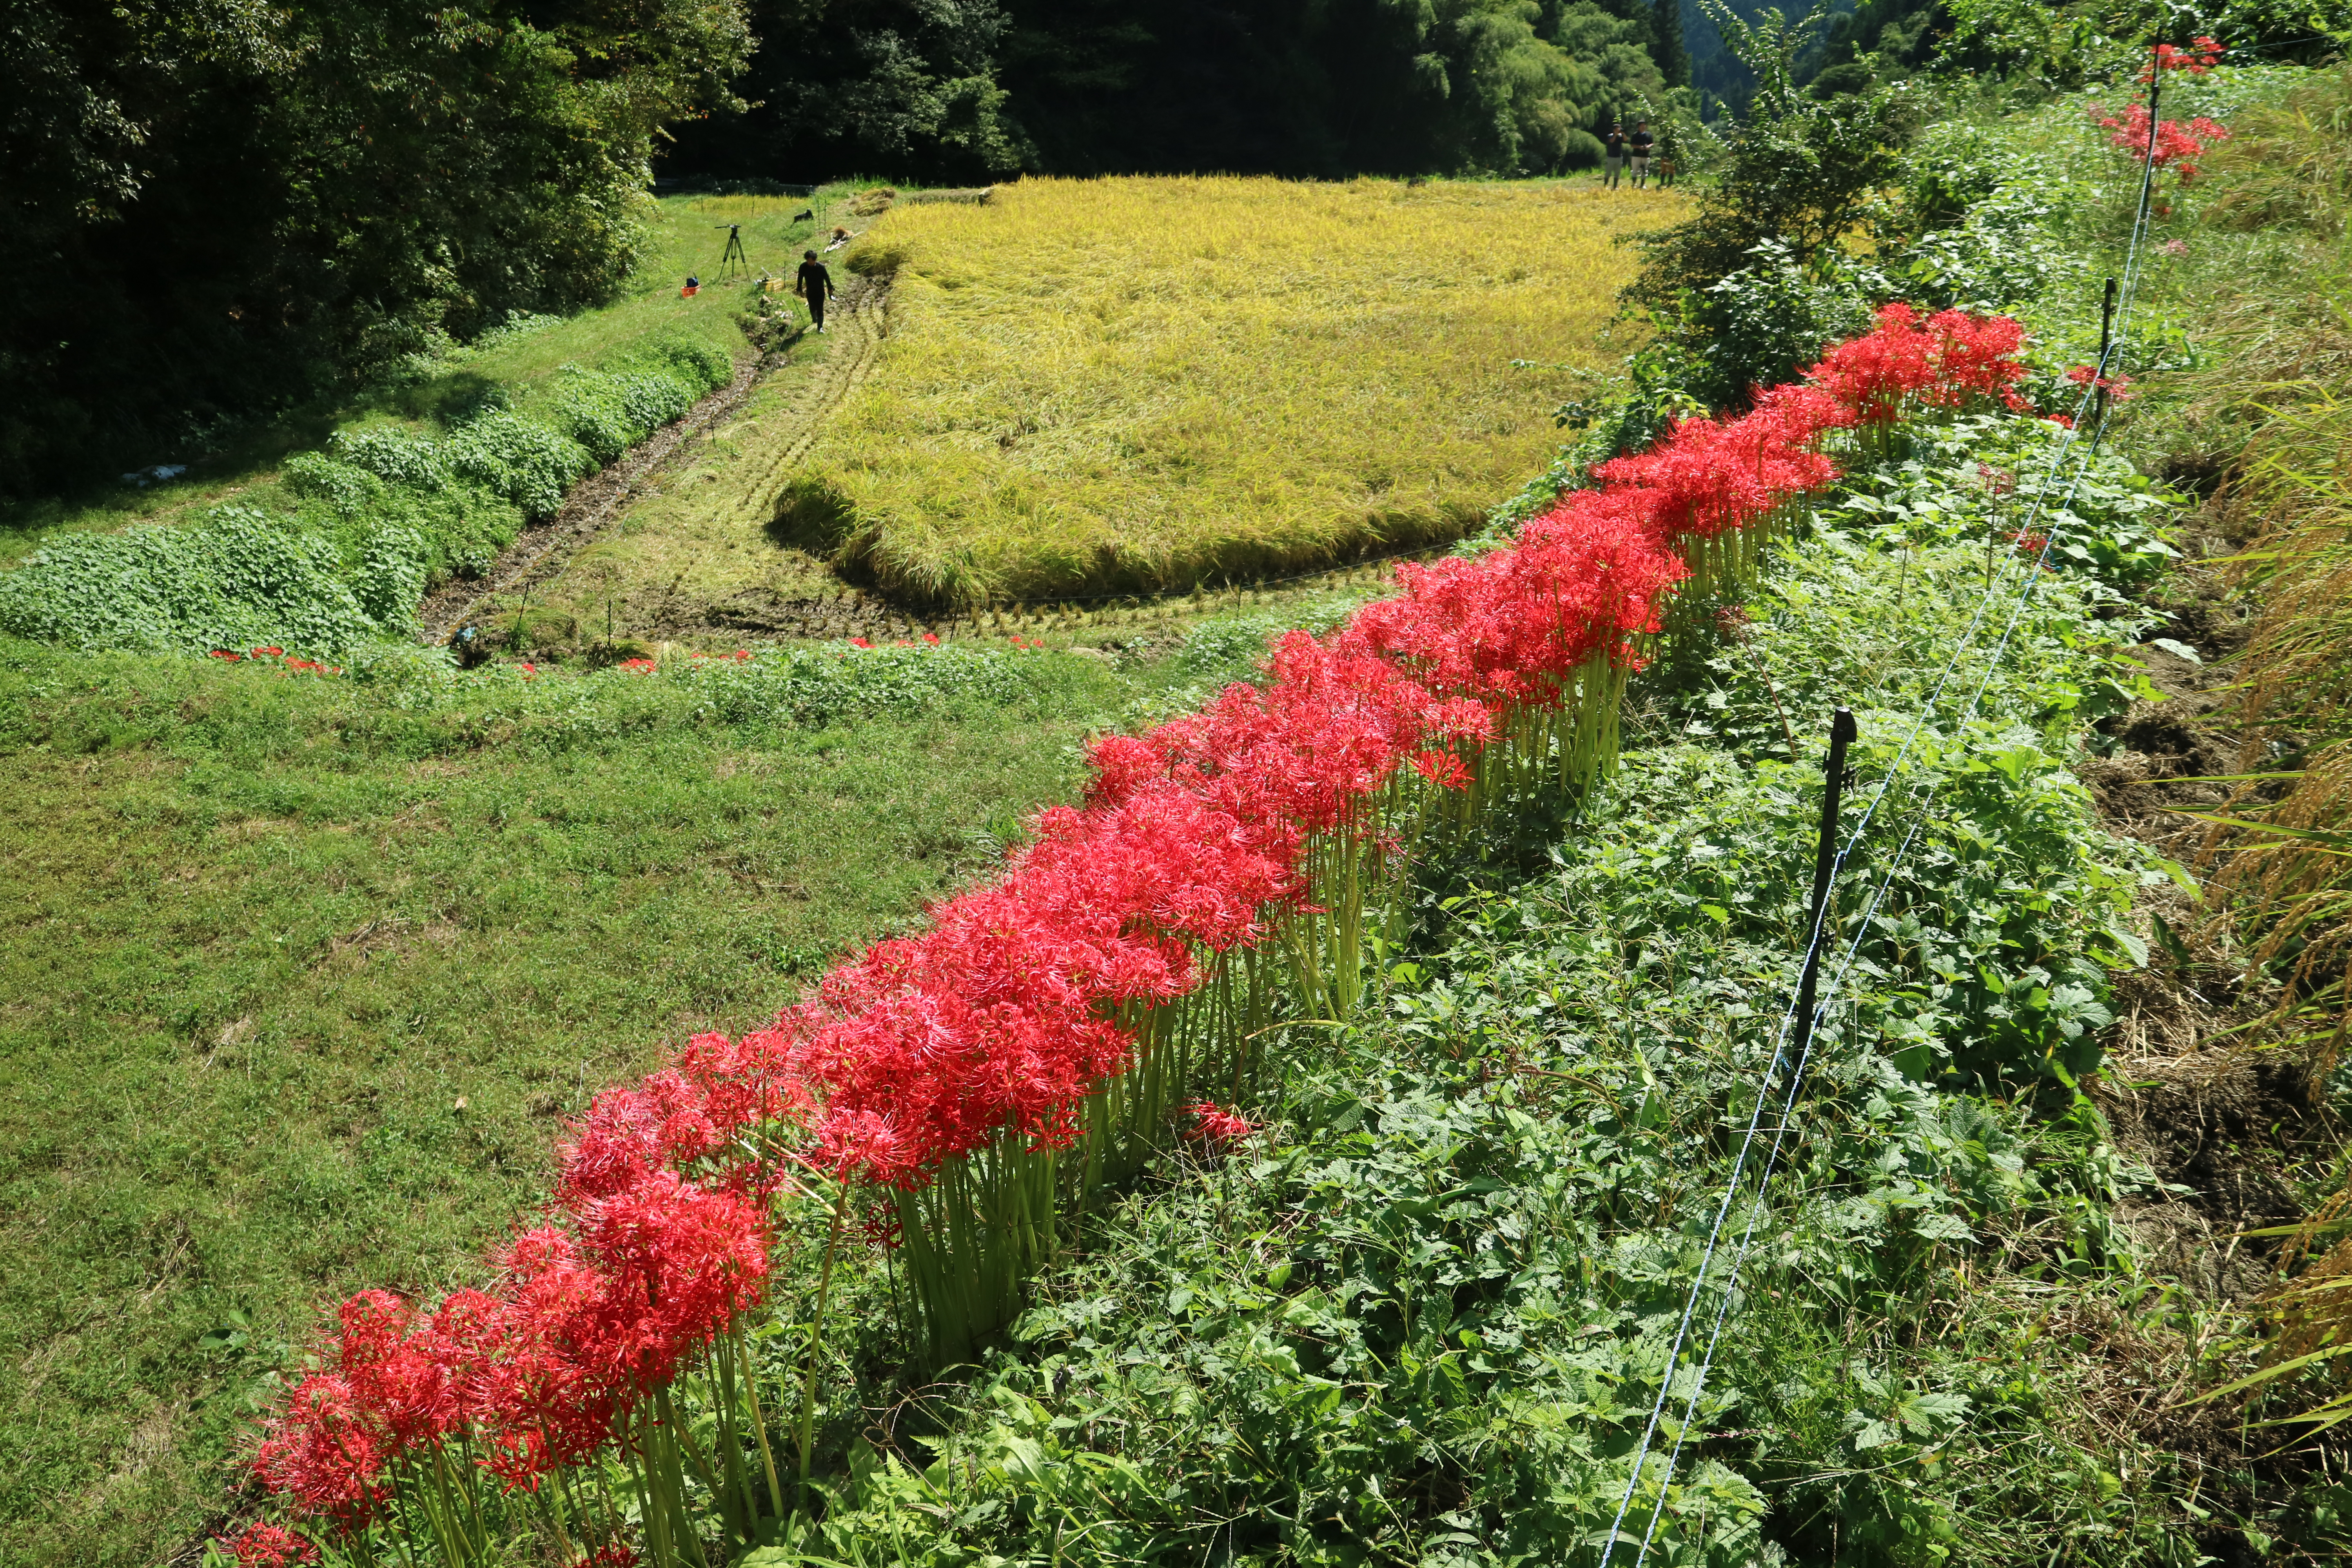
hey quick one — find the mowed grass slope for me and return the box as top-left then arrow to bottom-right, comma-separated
0,643 -> 1120,1566
784,176 -> 1681,605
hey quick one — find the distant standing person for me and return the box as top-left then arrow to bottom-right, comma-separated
1630,120 -> 1655,189
1603,122 -> 1626,189
1657,122 -> 1680,187
795,249 -> 836,334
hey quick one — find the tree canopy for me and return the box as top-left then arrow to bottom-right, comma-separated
666,0 -> 1688,183
0,0 -> 751,494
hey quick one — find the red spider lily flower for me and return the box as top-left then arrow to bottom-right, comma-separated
2006,530 -> 2052,556
1408,749 -> 1472,790
569,1170 -> 772,1388
222,1522 -> 318,1567
2144,36 -> 2222,80
558,1040 -> 811,1205
521,662 -> 538,677
1802,302 -> 2030,425
253,1370 -> 388,1525
211,650 -> 244,660
2066,365 -> 2134,402
922,632 -> 940,644
734,649 -> 753,661
619,657 -> 657,673
471,1175 -> 769,1481
2047,413 -> 2076,430
477,1227 -> 621,1479
857,1195 -> 906,1250
1084,733 -> 1165,808
574,1544 -> 643,1568
254,647 -> 284,657
1187,1100 -> 1258,1147
849,637 -> 871,648
2094,102 -> 2230,179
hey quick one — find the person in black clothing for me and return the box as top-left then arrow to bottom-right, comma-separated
1604,122 -> 1626,189
1630,120 -> 1655,189
795,249 -> 836,334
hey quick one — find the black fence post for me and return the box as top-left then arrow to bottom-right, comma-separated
1791,706 -> 1858,1063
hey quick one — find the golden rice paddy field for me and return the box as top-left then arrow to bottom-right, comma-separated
776,176 -> 1683,607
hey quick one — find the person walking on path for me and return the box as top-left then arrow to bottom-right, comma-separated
796,249 -> 836,334
1603,121 -> 1627,189
1630,119 -> 1655,189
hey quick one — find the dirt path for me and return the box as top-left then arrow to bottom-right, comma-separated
719,276 -> 889,534
413,350 -> 780,644
418,278 -> 893,646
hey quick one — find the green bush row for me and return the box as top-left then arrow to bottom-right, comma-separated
0,340 -> 732,657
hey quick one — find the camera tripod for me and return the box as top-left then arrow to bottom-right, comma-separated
713,224 -> 749,277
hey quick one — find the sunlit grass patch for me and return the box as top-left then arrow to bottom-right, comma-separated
780,176 -> 1684,606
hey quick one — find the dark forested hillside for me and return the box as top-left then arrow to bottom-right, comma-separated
0,0 -> 750,497
666,0 -> 1691,183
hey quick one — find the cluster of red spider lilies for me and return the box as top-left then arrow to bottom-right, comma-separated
224,301 -> 2034,1568
208,646 -> 346,677
2093,37 -> 2232,187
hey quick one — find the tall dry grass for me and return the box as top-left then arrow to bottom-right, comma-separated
2204,400 -> 2352,1086
2181,67 -> 2352,1076
2165,64 -> 2352,1436
779,176 -> 1682,606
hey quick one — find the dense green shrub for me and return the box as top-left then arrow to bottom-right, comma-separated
327,426 -> 453,491
0,507 -> 394,654
280,451 -> 386,515
1683,238 -> 1881,407
446,412 -> 592,518
0,339 -> 732,657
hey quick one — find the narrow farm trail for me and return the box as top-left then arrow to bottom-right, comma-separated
719,276 -> 889,532
416,348 -> 784,644
416,276 -> 888,647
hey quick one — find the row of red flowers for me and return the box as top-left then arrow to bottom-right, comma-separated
231,301 -> 2032,1566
